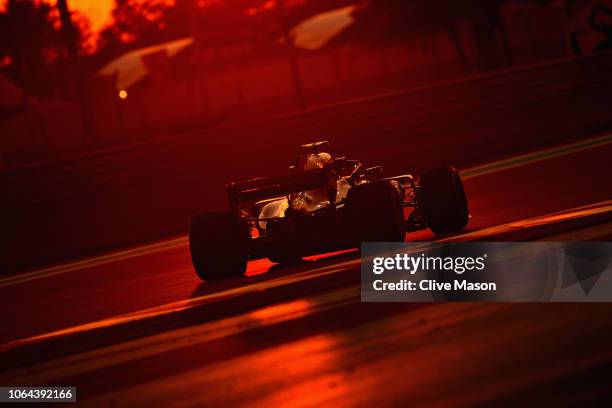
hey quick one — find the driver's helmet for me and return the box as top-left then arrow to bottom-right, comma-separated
303,152 -> 332,170
290,152 -> 333,211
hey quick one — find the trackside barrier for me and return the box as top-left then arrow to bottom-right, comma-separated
1,52 -> 612,272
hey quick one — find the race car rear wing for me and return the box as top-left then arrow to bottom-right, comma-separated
226,168 -> 330,206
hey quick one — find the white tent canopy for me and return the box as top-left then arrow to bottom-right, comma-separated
97,37 -> 194,91
291,5 -> 357,51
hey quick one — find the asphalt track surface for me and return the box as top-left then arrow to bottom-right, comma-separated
2,136 -> 612,406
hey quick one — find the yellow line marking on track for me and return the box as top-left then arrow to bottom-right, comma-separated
0,237 -> 188,288
460,132 -> 612,180
438,200 -> 612,242
1,132 -> 610,288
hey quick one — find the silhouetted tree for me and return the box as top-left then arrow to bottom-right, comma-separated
354,0 -> 514,72
0,0 -> 91,96
99,0 -> 177,45
0,0 -> 61,95
94,0 -> 337,56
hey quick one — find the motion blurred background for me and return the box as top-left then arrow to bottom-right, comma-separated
1,0 -> 611,166
2,0 -> 612,273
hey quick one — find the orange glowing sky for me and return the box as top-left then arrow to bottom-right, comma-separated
0,1 -> 115,33
68,0 -> 114,33
0,1 -> 114,35
1,1 -> 308,36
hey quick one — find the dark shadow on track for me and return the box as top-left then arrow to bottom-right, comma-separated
188,226 -> 484,299
189,251 -> 360,299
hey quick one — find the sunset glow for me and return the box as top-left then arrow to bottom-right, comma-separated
68,0 -> 114,34
0,0 -> 162,39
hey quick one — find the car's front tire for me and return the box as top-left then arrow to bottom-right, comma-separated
418,165 -> 469,235
189,210 -> 250,281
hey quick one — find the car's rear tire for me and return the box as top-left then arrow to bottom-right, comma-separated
418,165 -> 469,235
345,180 -> 405,242
189,210 -> 250,281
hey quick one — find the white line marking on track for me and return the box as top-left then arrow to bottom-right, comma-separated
2,199 -> 611,353
1,133 -> 610,287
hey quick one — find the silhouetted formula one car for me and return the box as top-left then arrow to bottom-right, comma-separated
189,142 -> 469,281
